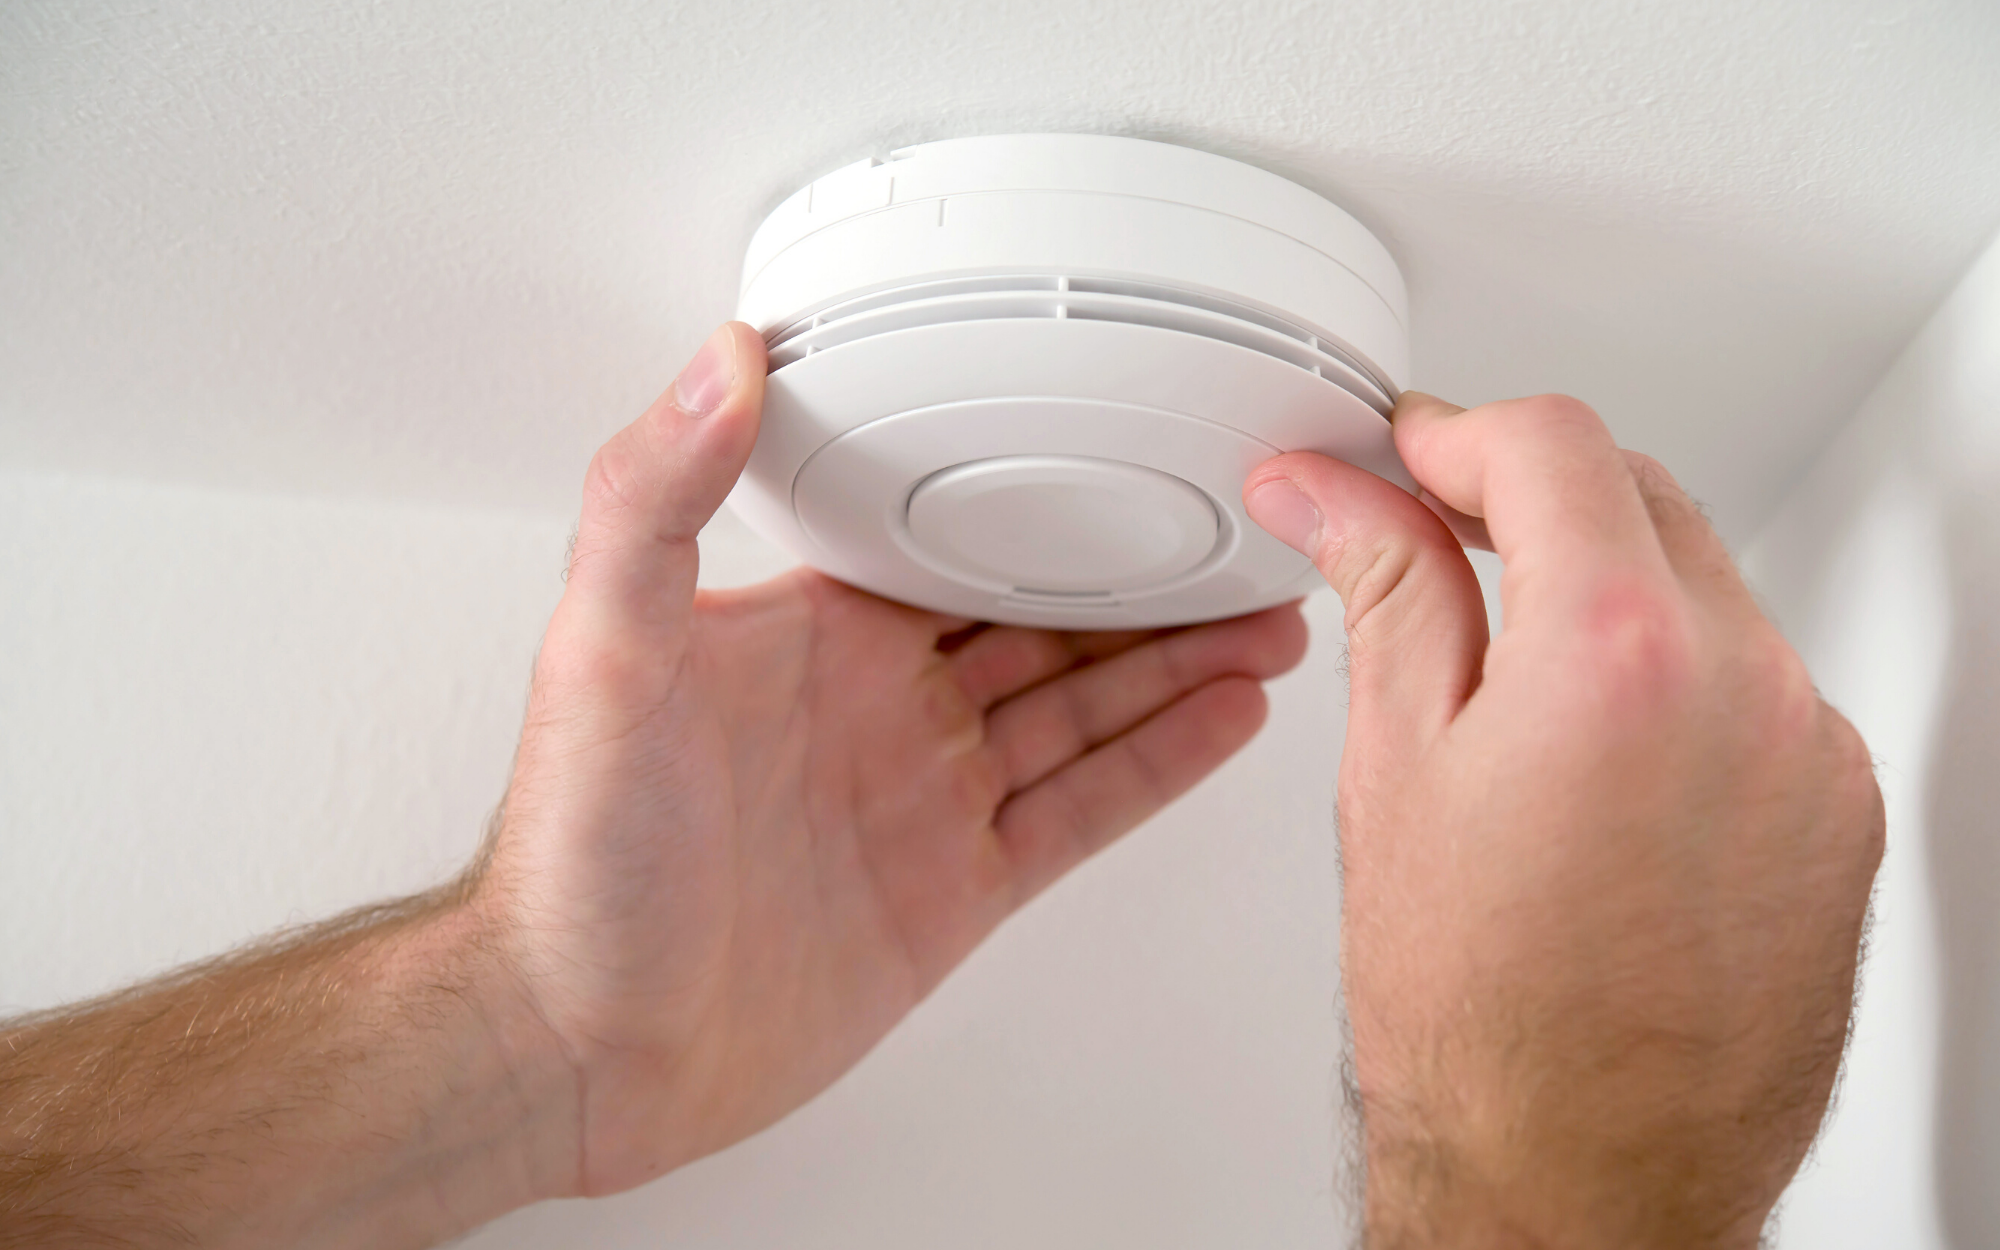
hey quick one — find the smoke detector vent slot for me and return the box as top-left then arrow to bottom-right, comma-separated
766,275 -> 1392,413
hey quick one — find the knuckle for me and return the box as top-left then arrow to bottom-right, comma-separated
1823,707 -> 1880,798
581,415 -> 681,527
1623,451 -> 1709,531
1514,392 -> 1605,438
1570,576 -> 1698,710
950,750 -> 1009,822
1729,625 -> 1821,739
1124,734 -> 1176,808
922,666 -> 985,749
582,438 -> 644,518
1154,632 -> 1201,695
1337,536 -> 1429,651
1827,712 -> 1887,871
1623,449 -> 1672,483
1858,793 -> 1888,868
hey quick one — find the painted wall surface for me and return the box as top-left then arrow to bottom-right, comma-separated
1747,230 -> 2000,1250
5,0 -> 2000,541
0,474 -> 572,1010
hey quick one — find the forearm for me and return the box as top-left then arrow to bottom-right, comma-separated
1352,1032 -> 1775,1250
1361,1122 -> 1772,1250
0,888 -> 578,1248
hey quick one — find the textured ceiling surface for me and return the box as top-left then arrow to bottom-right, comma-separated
3,0 -> 1997,540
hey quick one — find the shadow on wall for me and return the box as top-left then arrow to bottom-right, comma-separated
1746,227 -> 2000,1250
1930,482 -> 2000,1247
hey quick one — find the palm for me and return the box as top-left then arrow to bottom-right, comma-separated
695,572 -> 1018,1013
498,565 -> 1300,1191
480,325 -> 1304,1195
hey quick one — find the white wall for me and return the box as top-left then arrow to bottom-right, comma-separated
0,474 -> 572,1009
1747,230 -> 2000,1249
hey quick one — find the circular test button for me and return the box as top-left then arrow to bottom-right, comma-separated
904,455 -> 1219,595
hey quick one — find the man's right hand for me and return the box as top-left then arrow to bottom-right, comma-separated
1245,393 -> 1884,1248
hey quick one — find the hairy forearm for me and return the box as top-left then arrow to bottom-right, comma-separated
1353,1044 -> 1774,1250
0,887 -> 577,1248
1362,1124 -> 1771,1250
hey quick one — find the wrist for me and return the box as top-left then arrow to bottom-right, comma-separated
379,891 -> 586,1216
1356,1077 -> 1770,1250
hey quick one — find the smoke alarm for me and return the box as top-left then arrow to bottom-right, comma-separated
727,133 -> 1411,629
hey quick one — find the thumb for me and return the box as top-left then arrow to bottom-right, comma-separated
563,321 -> 768,641
1244,452 -> 1487,757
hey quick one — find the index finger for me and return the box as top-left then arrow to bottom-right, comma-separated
1392,392 -> 1676,622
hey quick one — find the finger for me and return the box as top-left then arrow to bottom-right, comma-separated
1622,451 -> 1761,620
1420,489 -> 1494,551
1244,454 -> 1487,756
561,322 -> 768,642
947,625 -> 1170,709
787,567 -> 977,642
983,604 -> 1307,791
1392,391 -> 1676,622
928,613 -> 983,645
996,676 -> 1269,903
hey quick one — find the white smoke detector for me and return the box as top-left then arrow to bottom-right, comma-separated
728,133 -> 1411,629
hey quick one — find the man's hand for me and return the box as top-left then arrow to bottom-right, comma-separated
0,323 -> 1306,1247
476,322 -> 1307,1195
1245,393 -> 1884,1248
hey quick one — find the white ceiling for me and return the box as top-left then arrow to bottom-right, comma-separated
3,0 -> 1997,540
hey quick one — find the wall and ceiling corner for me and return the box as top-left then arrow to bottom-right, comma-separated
1745,226 -> 2000,1250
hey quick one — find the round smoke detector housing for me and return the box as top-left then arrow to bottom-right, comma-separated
728,133 -> 1412,629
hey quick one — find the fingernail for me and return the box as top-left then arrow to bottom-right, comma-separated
1247,478 -> 1321,555
674,326 -> 736,417
1392,390 -> 1466,421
